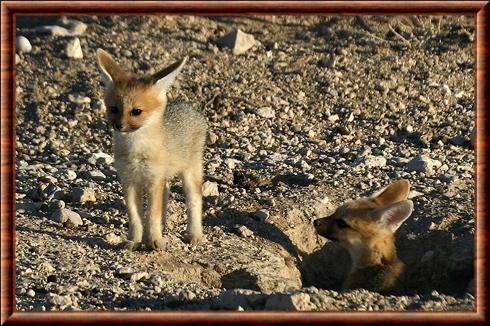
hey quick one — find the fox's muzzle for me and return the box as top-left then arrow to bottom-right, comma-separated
313,218 -> 338,241
113,122 -> 122,131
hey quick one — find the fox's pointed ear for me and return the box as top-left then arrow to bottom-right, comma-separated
374,200 -> 413,233
151,57 -> 187,95
96,48 -> 127,87
371,179 -> 410,206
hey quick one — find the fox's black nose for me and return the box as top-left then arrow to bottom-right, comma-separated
114,123 -> 122,131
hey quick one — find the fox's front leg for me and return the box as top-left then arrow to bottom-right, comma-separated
121,182 -> 144,251
144,178 -> 166,250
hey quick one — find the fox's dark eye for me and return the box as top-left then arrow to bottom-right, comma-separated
109,106 -> 119,114
130,108 -> 142,116
336,219 -> 349,229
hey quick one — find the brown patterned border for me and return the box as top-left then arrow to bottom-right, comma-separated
1,1 -> 488,324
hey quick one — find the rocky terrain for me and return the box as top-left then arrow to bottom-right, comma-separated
15,15 -> 475,311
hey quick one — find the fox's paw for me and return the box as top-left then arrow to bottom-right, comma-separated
145,237 -> 167,251
119,240 -> 142,251
183,232 -> 204,245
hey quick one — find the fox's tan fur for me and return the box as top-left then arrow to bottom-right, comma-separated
314,180 -> 413,292
96,49 -> 207,250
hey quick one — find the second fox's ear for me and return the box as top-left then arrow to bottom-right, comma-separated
96,48 -> 127,87
374,200 -> 413,233
151,57 -> 188,95
371,179 -> 410,206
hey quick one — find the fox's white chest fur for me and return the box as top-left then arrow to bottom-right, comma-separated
113,117 -> 167,184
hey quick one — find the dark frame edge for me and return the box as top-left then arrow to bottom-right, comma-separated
1,1 -> 14,325
1,1 -> 489,325
2,1 -> 489,15
475,1 -> 489,324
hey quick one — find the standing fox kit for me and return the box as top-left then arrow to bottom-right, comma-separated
314,180 -> 413,292
96,49 -> 207,250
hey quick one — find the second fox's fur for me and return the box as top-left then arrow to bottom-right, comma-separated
314,180 -> 413,292
96,49 -> 207,250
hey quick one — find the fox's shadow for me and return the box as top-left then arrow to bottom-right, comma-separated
203,206 -> 306,262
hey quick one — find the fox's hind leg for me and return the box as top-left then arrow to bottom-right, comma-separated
162,180 -> 170,233
182,162 -> 204,245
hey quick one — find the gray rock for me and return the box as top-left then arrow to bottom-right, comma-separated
253,209 -> 270,222
265,293 -> 315,311
49,293 -> 72,306
406,155 -> 442,175
450,135 -> 466,146
27,289 -> 35,297
48,199 -> 65,210
216,29 -> 258,55
54,169 -> 77,181
70,187 -> 96,203
202,181 -> 219,197
85,170 -> 106,181
50,208 -> 83,227
235,225 -> 253,238
66,38 -> 83,59
40,183 -> 63,201
16,36 -> 32,53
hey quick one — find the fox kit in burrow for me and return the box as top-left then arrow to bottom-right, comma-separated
96,49 -> 208,250
314,179 -> 414,292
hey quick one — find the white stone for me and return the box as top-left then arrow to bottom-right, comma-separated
202,181 -> 219,197
49,294 -> 72,306
66,38 -> 83,59
16,36 -> 32,53
90,152 -> 114,165
216,29 -> 258,55
36,25 -> 72,36
362,155 -> 387,168
68,94 -> 91,104
254,107 -> 275,118
50,208 -> 83,227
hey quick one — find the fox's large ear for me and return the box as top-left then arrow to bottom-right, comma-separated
96,48 -> 127,87
371,179 -> 410,206
374,200 -> 413,233
151,57 -> 188,95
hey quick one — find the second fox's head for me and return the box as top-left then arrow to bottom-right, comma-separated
96,49 -> 187,133
313,180 -> 414,250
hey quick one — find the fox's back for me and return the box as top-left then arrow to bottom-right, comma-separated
164,101 -> 207,159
